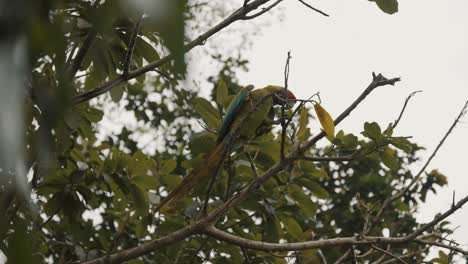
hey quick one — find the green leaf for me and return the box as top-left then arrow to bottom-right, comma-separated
297,106 -> 310,142
282,216 -> 303,240
136,36 -> 160,62
216,79 -> 228,109
135,219 -> 148,238
133,175 -> 158,190
342,133 -> 358,149
129,184 -> 149,217
380,147 -> 399,171
110,85 -> 125,102
363,122 -> 382,141
297,178 -> 329,199
83,107 -> 104,123
371,0 -> 398,14
64,109 -> 83,130
192,97 -> 221,129
390,137 -> 413,152
288,184 -> 317,218
264,214 -> 282,242
161,160 -> 177,175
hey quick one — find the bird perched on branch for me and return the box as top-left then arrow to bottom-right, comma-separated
155,85 -> 296,212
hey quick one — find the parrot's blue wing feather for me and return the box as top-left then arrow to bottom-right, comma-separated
216,85 -> 253,144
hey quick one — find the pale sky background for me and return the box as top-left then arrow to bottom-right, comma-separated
188,0 -> 468,258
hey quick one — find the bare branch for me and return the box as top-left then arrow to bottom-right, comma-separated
415,239 -> 468,256
243,0 -> 284,20
373,99 -> 468,226
371,245 -> 408,264
297,0 -> 330,17
243,148 -> 260,178
281,51 -> 292,161
392,90 -> 422,129
299,73 -> 401,153
123,15 -> 144,76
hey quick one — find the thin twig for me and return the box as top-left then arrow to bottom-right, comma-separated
297,0 -> 330,17
281,51 -> 292,161
36,207 -> 60,231
334,250 -> 351,264
243,148 -> 260,178
203,167 -> 221,216
371,245 -> 408,264
415,239 -> 468,255
123,15 -> 144,76
241,247 -> 251,263
373,100 -> 468,227
392,90 -> 422,129
243,0 -> 284,20
224,156 -> 235,201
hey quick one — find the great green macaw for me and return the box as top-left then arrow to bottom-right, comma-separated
155,85 -> 296,212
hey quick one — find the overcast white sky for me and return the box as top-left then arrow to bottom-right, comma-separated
189,0 -> 468,256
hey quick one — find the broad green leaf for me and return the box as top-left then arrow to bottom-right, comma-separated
380,147 -> 399,171
314,103 -> 334,142
129,184 -> 149,217
161,160 -> 177,175
216,79 -> 228,109
288,184 -> 317,218
110,85 -> 124,102
264,214 -> 282,242
133,175 -> 158,190
363,122 -> 382,141
297,178 -> 329,199
282,216 -> 303,240
427,169 -> 448,186
390,137 -> 413,152
83,107 -> 104,123
371,0 -> 398,14
192,97 -> 220,129
136,36 -> 160,62
135,219 -> 148,238
297,106 -> 310,142
64,109 -> 83,130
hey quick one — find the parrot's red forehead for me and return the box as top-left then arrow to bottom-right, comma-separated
286,90 -> 296,100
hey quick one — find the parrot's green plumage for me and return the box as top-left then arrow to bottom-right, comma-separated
155,85 -> 296,212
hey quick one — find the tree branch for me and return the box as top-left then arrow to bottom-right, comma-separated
297,0 -> 330,17
415,239 -> 468,256
299,73 -> 400,153
71,0 -> 277,105
243,0 -> 284,20
372,99 -> 468,227
201,191 -> 468,252
370,245 -> 408,264
280,51 -> 292,161
392,90 -> 422,129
